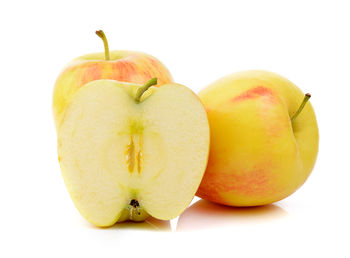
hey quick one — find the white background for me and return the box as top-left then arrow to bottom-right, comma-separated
1,0 -> 349,257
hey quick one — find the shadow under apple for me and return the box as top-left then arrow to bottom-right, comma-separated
176,199 -> 288,231
85,217 -> 171,231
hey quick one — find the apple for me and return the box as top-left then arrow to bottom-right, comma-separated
53,30 -> 173,128
196,70 -> 319,206
56,78 -> 210,227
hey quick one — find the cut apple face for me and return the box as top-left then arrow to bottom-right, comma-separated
57,79 -> 209,227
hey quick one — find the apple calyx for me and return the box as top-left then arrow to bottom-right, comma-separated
129,199 -> 141,215
135,78 -> 158,103
117,198 -> 149,222
95,30 -> 110,60
291,93 -> 311,121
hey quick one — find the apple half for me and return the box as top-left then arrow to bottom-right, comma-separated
56,79 -> 210,227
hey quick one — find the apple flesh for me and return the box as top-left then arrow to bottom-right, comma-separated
57,80 -> 210,226
196,70 -> 319,206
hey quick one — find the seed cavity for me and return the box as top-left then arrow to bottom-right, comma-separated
137,151 -> 142,173
125,129 -> 143,173
125,136 -> 135,172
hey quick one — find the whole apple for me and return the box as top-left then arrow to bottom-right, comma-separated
196,70 -> 319,206
52,30 -> 173,128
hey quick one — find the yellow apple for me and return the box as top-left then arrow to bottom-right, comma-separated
53,30 -> 173,128
56,78 -> 210,227
196,70 -> 319,206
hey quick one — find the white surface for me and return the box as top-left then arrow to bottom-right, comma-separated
0,0 -> 349,257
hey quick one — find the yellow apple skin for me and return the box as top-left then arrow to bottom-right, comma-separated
196,70 -> 319,206
52,51 -> 173,128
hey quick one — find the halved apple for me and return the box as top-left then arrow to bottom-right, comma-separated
56,79 -> 210,227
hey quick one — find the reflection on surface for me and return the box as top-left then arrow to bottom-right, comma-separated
87,217 -> 171,231
114,217 -> 171,231
112,217 -> 171,231
177,199 -> 288,231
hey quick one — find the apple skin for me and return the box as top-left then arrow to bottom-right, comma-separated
196,70 -> 319,206
52,51 -> 173,128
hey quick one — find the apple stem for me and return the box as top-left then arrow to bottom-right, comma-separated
135,78 -> 158,103
291,93 -> 311,122
95,30 -> 110,60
